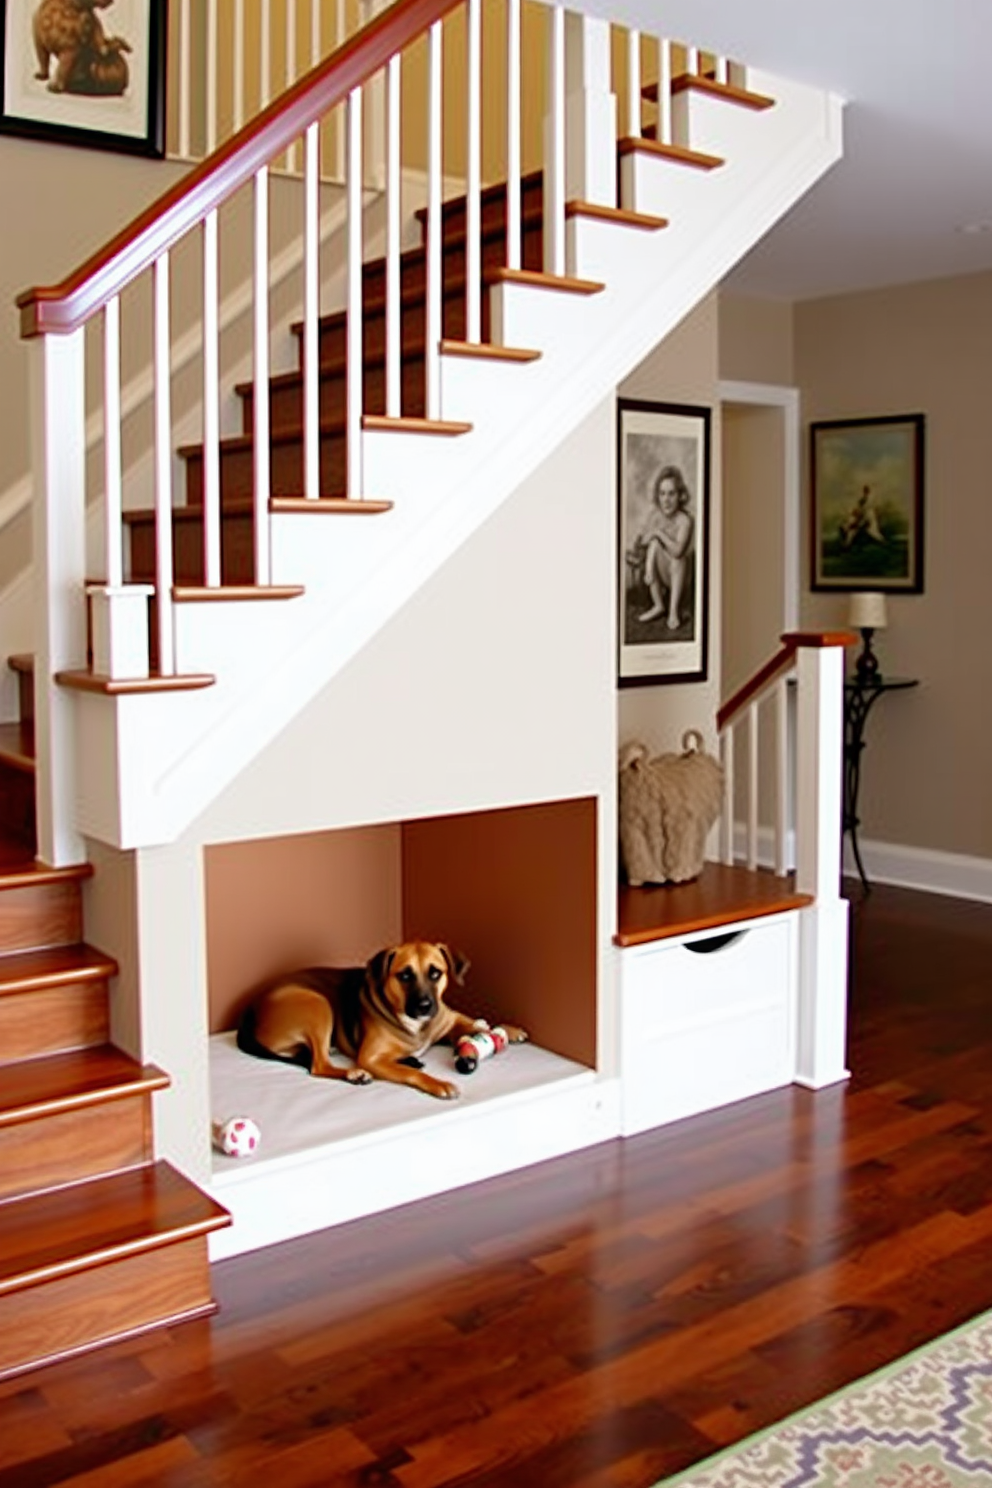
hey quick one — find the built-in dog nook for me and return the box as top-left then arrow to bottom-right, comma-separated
204,797 -> 601,1254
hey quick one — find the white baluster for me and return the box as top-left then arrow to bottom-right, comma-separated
233,0 -> 245,133
506,0 -> 521,270
715,54 -> 729,85
627,28 -> 641,138
346,85 -> 363,495
466,0 -> 482,344
426,19 -> 442,418
154,255 -> 176,674
103,296 -> 123,590
286,0 -> 299,172
657,38 -> 672,146
747,701 -> 759,869
545,4 -> 565,277
687,45 -> 700,76
260,0 -> 272,107
304,121 -> 320,500
774,675 -> 789,875
720,726 -> 735,864
178,0 -> 191,157
207,1 -> 218,153
386,53 -> 402,416
253,166 -> 272,582
333,0 -> 347,179
202,209 -> 221,587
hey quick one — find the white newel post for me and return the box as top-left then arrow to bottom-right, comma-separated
793,640 -> 851,1089
562,13 -> 616,207
31,332 -> 87,867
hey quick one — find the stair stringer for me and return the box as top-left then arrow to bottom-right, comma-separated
69,72 -> 842,853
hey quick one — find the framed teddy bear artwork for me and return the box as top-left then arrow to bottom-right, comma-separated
0,0 -> 166,155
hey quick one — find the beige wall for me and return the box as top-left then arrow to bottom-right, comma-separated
796,270 -> 992,859
719,292 -> 795,387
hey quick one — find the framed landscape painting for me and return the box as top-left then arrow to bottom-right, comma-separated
617,398 -> 710,687
0,0 -> 166,156
810,413 -> 925,592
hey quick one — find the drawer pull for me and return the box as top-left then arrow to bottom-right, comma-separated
683,930 -> 745,955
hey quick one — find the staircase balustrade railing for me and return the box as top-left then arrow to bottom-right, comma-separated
16,0 -> 748,865
717,631 -> 853,894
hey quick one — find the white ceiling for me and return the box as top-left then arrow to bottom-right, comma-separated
575,0 -> 992,301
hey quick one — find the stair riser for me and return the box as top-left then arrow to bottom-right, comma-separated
0,1096 -> 154,1201
362,214 -> 543,305
183,432 -> 347,506
129,515 -> 256,589
0,763 -> 36,853
0,981 -> 110,1065
0,1236 -> 215,1382
0,881 -> 82,955
239,357 -> 427,436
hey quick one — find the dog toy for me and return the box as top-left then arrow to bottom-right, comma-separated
455,1025 -> 509,1074
212,1116 -> 261,1157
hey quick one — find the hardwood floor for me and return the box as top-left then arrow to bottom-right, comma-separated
2,881 -> 991,1487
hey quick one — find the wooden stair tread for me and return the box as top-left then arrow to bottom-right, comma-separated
0,942 -> 117,995
0,722 -> 35,772
362,414 -> 472,435
234,338 -> 540,399
615,863 -> 813,947
486,267 -> 605,294
0,1045 -> 169,1125
617,136 -> 725,170
667,74 -> 776,110
0,1161 -> 230,1296
56,671 -> 216,696
7,655 -> 33,676
0,852 -> 92,889
171,585 -> 305,603
565,200 -> 669,230
269,496 -> 393,514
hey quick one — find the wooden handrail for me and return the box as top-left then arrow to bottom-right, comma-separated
717,630 -> 854,732
17,0 -> 462,339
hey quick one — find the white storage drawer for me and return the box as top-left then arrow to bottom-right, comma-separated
619,914 -> 798,1135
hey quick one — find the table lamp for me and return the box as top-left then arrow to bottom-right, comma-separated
848,591 -> 887,684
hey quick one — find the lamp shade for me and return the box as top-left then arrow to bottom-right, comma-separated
848,591 -> 888,630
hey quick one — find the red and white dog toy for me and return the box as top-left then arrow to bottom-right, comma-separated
454,1023 -> 509,1074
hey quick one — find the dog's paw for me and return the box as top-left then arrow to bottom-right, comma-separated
505,1025 -> 529,1044
346,1067 -> 373,1085
431,1079 -> 461,1100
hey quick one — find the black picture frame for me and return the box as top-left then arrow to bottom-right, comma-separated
810,413 -> 925,593
617,397 -> 710,687
0,0 -> 167,158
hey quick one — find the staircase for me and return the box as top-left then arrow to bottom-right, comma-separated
0,660 -> 229,1380
17,0 -> 843,861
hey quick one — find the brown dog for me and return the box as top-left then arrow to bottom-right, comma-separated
236,941 -> 528,1100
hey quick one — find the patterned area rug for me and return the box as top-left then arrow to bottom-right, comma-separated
662,1312 -> 992,1488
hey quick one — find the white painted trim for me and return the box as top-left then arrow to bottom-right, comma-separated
843,836 -> 992,904
718,379 -> 800,634
209,1072 -> 621,1259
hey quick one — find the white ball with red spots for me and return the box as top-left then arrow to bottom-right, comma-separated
214,1116 -> 261,1157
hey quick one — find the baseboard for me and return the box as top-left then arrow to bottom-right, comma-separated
843,837 -> 992,904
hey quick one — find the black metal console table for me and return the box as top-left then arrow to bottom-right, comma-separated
843,674 -> 918,891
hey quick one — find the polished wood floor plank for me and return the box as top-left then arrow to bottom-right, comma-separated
1,882 -> 992,1486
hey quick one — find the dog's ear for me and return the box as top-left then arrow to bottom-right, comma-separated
440,944 -> 470,985
365,947 -> 396,993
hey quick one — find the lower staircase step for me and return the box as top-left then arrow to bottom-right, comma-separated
0,1046 -> 168,1201
0,1161 -> 230,1380
0,942 -> 117,1064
